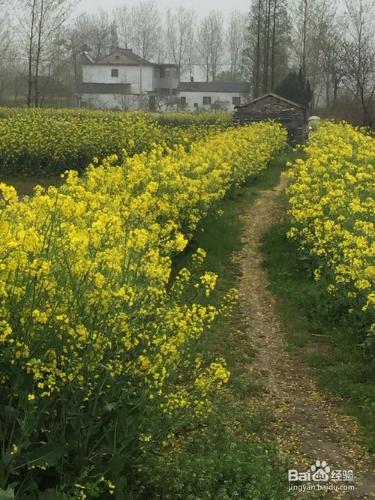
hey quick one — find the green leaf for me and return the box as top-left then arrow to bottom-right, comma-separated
104,403 -> 116,412
25,443 -> 63,468
39,490 -> 70,500
0,488 -> 15,500
2,406 -> 20,423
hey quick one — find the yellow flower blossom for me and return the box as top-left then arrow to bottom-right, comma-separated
0,119 -> 286,493
288,121 -> 374,335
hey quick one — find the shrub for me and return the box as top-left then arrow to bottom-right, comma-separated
0,122 -> 286,498
0,109 -> 232,176
288,121 -> 375,350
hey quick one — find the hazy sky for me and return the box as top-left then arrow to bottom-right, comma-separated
76,0 -> 249,17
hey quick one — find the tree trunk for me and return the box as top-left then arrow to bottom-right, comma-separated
34,0 -> 44,107
27,0 -> 38,108
263,0 -> 272,94
270,0 -> 277,90
254,0 -> 261,97
301,0 -> 308,76
262,0 -> 268,93
332,74 -> 339,114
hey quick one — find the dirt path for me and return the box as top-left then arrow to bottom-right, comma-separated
235,172 -> 375,499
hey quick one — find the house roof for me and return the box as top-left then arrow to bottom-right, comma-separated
89,48 -> 154,66
178,81 -> 250,93
236,92 -> 305,110
82,48 -> 179,69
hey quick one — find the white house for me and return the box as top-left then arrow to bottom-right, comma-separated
178,81 -> 251,112
79,48 -> 179,110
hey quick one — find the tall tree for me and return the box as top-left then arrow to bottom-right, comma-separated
0,1 -> 13,62
68,15 -> 96,95
291,0 -> 339,110
342,0 -> 375,126
165,7 -> 195,75
243,0 -> 290,97
197,10 -> 224,82
0,0 -> 15,102
114,6 -> 132,49
87,10 -> 113,59
227,11 -> 246,80
19,0 -> 75,107
130,0 -> 161,61
318,16 -> 345,113
23,0 -> 38,106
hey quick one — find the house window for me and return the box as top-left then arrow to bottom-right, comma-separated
181,96 -> 186,104
232,96 -> 241,106
194,103 -> 198,108
203,96 -> 211,105
111,69 -> 119,77
160,67 -> 166,78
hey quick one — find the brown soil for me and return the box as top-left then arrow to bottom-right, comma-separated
235,172 -> 375,499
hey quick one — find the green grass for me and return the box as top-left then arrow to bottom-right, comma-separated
176,149 -> 290,284
173,149 -> 294,388
137,151 -> 295,499
262,223 -> 375,453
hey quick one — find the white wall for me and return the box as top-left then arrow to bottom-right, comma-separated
82,65 -> 154,93
81,65 -> 246,111
81,93 -> 148,110
179,91 -> 245,111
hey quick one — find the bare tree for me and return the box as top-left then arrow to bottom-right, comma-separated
19,0 -> 75,107
165,7 -> 195,75
88,10 -> 113,59
291,0 -> 341,110
114,6 -> 133,50
23,0 -> 38,106
254,0 -> 262,96
130,0 -> 161,61
342,0 -> 375,126
197,11 -> 224,82
0,0 -> 15,103
243,0 -> 290,96
227,11 -> 246,79
68,16 -> 90,93
318,18 -> 345,113
70,11 -> 113,64
0,1 -> 13,61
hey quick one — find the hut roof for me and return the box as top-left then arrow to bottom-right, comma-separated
236,93 -> 306,110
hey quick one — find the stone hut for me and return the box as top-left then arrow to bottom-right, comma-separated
234,93 -> 308,144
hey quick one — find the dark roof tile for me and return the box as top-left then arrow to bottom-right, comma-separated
178,81 -> 250,93
236,92 -> 306,110
94,48 -> 153,66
